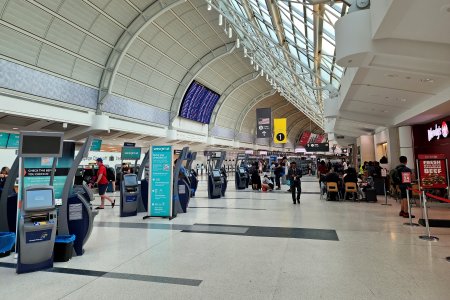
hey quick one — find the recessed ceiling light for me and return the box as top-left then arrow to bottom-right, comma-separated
400,98 -> 407,102
420,78 -> 434,83
12,127 -> 18,130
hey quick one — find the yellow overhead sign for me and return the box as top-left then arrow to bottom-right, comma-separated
273,118 -> 287,144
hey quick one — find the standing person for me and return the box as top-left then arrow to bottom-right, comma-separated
318,160 -> 328,193
0,166 -> 9,192
287,162 -> 302,204
394,156 -> 414,218
274,163 -> 282,190
94,158 -> 115,209
342,160 -> 348,171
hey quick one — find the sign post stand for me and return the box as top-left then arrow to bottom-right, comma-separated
381,170 -> 391,206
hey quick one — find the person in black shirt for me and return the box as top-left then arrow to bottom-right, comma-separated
287,161 -> 302,204
395,156 -> 414,218
325,168 -> 340,201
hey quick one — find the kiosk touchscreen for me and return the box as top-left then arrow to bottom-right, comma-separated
120,174 -> 139,217
212,170 -> 221,178
17,186 -> 57,274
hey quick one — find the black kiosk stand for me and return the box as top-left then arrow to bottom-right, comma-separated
207,151 -> 226,199
16,131 -> 64,274
235,153 -> 249,190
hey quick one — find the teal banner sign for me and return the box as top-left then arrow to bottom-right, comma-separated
0,132 -> 20,149
149,146 -> 172,217
122,147 -> 141,160
23,142 -> 75,204
6,134 -> 20,148
0,132 -> 9,148
90,139 -> 102,151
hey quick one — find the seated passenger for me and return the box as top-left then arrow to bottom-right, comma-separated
261,175 -> 274,191
325,168 -> 340,201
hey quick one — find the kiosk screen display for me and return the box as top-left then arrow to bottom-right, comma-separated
239,167 -> 245,174
124,175 -> 138,187
25,189 -> 54,210
212,170 -> 221,178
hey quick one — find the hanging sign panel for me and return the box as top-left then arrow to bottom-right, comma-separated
305,143 -> 330,152
148,146 -> 173,217
256,108 -> 272,138
273,118 -> 287,144
417,154 -> 448,189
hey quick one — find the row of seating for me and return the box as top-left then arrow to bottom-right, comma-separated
320,182 -> 358,201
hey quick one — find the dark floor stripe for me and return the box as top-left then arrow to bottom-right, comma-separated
194,196 -> 277,200
95,221 -> 192,231
189,206 -> 266,211
0,262 -> 201,286
181,223 -> 339,241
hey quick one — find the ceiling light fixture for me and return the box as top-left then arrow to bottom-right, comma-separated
218,14 -> 223,26
420,78 -> 434,83
400,98 -> 407,102
207,0 -> 212,11
228,27 -> 232,38
12,127 -> 18,130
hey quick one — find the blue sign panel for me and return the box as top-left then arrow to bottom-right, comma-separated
26,229 -> 52,244
149,146 -> 172,217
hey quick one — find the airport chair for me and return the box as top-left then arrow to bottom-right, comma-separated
344,182 -> 358,201
326,182 -> 341,201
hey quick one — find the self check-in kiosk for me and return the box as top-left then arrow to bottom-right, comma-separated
119,146 -> 141,217
17,186 -> 57,274
235,154 -> 249,190
207,151 -> 226,199
16,131 -> 64,274
120,173 -> 139,217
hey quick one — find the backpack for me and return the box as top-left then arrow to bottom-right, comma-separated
389,165 -> 402,184
106,167 -> 116,182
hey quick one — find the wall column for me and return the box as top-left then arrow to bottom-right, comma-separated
398,126 -> 415,169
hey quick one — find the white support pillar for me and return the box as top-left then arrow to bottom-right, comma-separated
398,126 -> 415,169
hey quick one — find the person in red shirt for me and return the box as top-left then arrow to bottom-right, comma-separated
95,158 -> 115,209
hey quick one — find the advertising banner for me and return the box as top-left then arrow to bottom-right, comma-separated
23,142 -> 75,204
148,146 -> 173,217
90,139 -> 102,151
273,118 -> 287,144
298,131 -> 311,146
417,154 -> 448,189
256,108 -> 272,138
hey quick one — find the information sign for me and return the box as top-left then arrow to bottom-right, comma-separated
6,134 -> 20,148
122,147 -> 141,160
148,146 -> 173,217
90,139 -> 102,151
256,108 -> 272,138
305,143 -> 329,152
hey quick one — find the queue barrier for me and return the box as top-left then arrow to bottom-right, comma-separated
404,187 -> 420,227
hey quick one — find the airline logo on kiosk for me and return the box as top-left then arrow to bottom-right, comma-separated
427,121 -> 449,141
26,229 -> 52,244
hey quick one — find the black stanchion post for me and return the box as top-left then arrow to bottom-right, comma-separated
404,188 -> 419,226
419,191 -> 439,241
381,176 -> 391,206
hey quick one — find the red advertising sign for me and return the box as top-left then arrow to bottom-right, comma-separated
298,131 -> 311,146
315,134 -> 325,143
418,155 -> 448,189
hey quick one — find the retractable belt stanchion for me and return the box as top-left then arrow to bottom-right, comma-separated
404,187 -> 419,226
381,177 -> 391,206
419,191 -> 439,241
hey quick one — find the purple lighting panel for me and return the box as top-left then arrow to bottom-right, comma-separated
179,81 -> 220,124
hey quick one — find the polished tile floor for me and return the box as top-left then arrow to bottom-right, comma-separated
1,175 -> 450,299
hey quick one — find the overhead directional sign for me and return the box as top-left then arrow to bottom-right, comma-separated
273,118 -> 287,144
305,143 -> 329,152
256,108 -> 272,138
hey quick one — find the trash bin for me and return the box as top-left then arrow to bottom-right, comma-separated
0,232 -> 15,258
54,234 -> 76,262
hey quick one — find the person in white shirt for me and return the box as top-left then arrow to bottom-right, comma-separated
262,175 -> 274,191
343,160 -> 348,171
